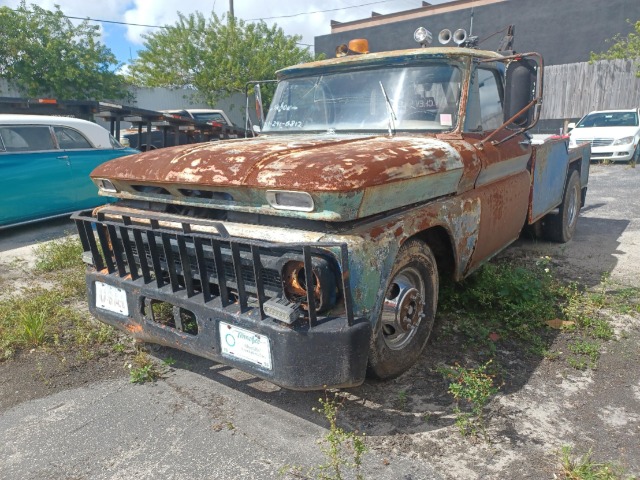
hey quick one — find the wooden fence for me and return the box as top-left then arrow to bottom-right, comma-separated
542,59 -> 640,120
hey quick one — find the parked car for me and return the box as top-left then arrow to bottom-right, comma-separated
568,109 -> 640,163
0,114 -> 138,228
162,109 -> 235,126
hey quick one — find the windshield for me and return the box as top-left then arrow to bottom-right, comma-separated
191,112 -> 229,124
263,63 -> 462,133
576,111 -> 639,128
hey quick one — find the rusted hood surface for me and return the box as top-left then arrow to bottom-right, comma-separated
91,134 -> 464,193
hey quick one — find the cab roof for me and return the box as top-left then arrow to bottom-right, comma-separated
277,46 -> 504,78
0,114 -> 115,148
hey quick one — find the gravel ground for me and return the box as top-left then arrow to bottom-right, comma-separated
0,163 -> 638,479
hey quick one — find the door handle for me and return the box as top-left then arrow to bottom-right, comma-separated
57,155 -> 69,160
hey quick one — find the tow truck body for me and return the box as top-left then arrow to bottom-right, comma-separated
74,32 -> 589,390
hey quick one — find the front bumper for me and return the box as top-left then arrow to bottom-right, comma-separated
589,145 -> 636,161
88,272 -> 370,390
74,208 -> 371,390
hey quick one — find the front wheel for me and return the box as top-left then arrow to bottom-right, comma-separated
544,169 -> 581,243
367,240 -> 439,380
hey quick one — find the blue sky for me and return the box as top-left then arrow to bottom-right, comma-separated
0,0 -> 448,65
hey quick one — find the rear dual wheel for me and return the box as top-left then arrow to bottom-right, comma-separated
544,170 -> 581,243
367,240 -> 438,380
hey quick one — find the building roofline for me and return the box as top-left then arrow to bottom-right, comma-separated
330,0 -> 508,33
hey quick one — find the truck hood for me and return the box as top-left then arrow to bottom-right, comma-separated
570,126 -> 640,141
92,134 -> 466,221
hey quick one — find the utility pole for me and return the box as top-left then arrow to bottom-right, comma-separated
229,0 -> 234,23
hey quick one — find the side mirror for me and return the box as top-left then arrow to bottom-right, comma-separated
503,55 -> 542,130
567,122 -> 576,131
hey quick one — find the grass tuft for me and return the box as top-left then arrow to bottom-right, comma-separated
438,360 -> 500,438
559,446 -> 629,479
34,236 -> 84,272
129,350 -> 161,384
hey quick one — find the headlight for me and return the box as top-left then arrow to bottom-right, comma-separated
266,190 -> 314,212
613,136 -> 634,146
281,259 -> 336,314
94,178 -> 118,193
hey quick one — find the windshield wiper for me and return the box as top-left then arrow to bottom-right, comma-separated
379,81 -> 396,136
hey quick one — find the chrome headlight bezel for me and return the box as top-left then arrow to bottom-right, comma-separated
266,190 -> 315,212
94,178 -> 118,193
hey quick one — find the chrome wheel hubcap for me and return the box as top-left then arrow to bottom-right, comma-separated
380,267 -> 425,350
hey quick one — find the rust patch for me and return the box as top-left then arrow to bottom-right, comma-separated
126,323 -> 143,334
92,135 -> 465,193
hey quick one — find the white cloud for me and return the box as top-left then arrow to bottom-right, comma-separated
2,0 -> 447,53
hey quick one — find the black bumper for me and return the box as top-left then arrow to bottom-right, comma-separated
88,271 -> 371,390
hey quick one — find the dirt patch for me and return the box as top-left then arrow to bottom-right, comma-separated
333,312 -> 640,479
0,350 -> 127,412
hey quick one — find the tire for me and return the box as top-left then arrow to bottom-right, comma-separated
544,170 -> 581,243
367,240 -> 439,380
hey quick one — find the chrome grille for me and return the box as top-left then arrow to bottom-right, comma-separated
575,138 -> 613,147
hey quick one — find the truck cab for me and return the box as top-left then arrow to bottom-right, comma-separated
74,30 -> 589,390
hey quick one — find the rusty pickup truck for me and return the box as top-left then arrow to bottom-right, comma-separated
73,32 -> 590,390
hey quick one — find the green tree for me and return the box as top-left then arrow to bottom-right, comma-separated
129,12 -> 315,106
591,19 -> 640,76
0,2 -> 128,100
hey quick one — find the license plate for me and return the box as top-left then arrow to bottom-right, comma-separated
95,281 -> 129,316
219,322 -> 272,370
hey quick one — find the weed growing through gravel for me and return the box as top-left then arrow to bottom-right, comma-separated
568,340 -> 601,370
438,360 -> 500,439
281,392 -> 367,479
559,446 -> 630,479
0,236 -> 120,361
312,392 -> 367,480
34,235 -> 84,272
395,389 -> 408,411
438,260 -> 558,354
129,350 -> 161,384
438,258 -> 635,371
434,259 -> 640,438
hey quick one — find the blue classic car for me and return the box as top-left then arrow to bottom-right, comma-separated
0,115 -> 138,228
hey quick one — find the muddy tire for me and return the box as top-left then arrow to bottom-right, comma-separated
367,240 -> 438,380
544,169 -> 581,243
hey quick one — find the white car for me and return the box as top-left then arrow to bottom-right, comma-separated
568,109 -> 640,163
162,109 -> 235,126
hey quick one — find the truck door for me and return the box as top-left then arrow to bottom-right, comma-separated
463,66 -> 532,272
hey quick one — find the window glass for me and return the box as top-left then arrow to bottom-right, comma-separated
0,126 -> 55,152
576,111 -> 639,128
478,69 -> 503,131
109,134 -> 123,148
54,126 -> 92,149
191,112 -> 228,124
263,62 -> 462,133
